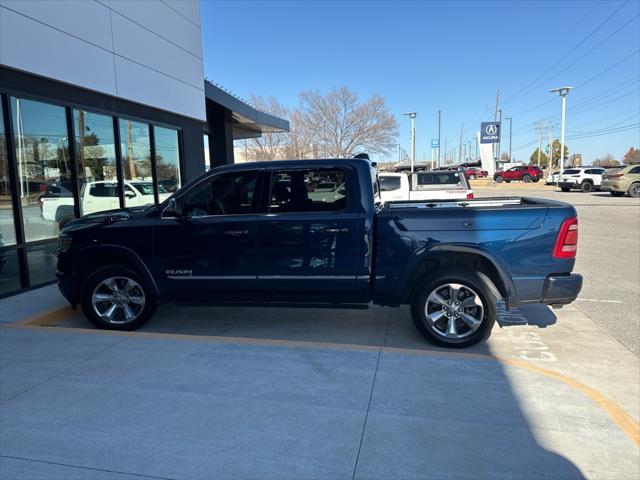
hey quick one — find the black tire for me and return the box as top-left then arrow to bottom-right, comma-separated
580,181 -> 594,193
80,265 -> 156,331
561,187 -> 571,192
522,174 -> 532,183
505,179 -> 511,183
628,182 -> 640,198
494,176 -> 503,183
610,191 -> 625,197
410,269 -> 497,348
533,178 -> 540,183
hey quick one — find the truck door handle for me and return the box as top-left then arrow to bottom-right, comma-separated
323,227 -> 350,234
223,229 -> 249,236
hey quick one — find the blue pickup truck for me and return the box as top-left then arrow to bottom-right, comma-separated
57,158 -> 582,348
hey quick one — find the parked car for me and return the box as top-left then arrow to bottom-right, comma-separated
464,167 -> 488,180
494,165 -> 543,183
600,165 -> 640,197
558,167 -> 605,193
57,158 -> 582,348
379,172 -> 410,202
546,171 -> 561,185
42,180 -> 171,227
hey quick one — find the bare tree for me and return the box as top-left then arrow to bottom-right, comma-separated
296,87 -> 398,157
593,153 -> 620,168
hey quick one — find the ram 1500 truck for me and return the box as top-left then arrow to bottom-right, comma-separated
57,158 -> 582,348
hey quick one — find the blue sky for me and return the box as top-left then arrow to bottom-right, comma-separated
201,0 -> 640,164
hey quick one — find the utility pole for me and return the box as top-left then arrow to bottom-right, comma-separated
535,121 -> 544,167
437,110 -> 442,166
496,109 -> 502,163
397,143 -> 401,163
550,87 -> 573,181
458,122 -> 464,164
403,112 -> 417,173
494,89 -> 500,121
505,116 -> 512,163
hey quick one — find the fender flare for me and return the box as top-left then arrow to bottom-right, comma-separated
78,244 -> 160,298
394,243 -> 517,305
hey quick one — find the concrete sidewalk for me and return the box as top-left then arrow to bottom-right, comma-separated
1,287 -> 639,479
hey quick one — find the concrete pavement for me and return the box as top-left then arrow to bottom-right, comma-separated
1,286 -> 638,479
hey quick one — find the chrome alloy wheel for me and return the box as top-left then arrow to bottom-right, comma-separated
91,277 -> 146,324
424,283 -> 484,339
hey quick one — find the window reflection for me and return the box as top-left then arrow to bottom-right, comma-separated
0,100 -> 17,246
203,133 -> 210,171
11,98 -> 72,241
74,110 -> 118,216
155,126 -> 181,196
120,119 -> 153,207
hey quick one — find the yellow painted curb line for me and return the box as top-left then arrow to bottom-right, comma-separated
18,306 -> 76,326
4,310 -> 639,446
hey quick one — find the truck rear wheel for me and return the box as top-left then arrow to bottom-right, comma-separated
411,269 -> 496,348
80,265 -> 156,331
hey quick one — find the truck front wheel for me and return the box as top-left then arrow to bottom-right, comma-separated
80,265 -> 156,331
411,269 -> 496,348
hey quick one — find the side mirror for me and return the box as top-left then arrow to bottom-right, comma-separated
125,192 -> 136,199
169,196 -> 186,217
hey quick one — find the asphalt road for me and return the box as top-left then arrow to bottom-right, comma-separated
475,182 -> 640,357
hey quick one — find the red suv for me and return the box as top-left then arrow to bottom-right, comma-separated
494,165 -> 543,183
464,167 -> 488,179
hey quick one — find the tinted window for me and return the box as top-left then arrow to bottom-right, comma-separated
380,176 -> 402,191
416,172 -> 462,185
629,167 -> 640,174
563,169 -> 580,174
184,171 -> 258,217
0,99 -> 16,246
269,169 -> 348,213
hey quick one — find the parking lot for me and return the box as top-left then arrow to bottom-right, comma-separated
1,183 -> 639,480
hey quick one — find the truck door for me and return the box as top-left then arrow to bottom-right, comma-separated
256,167 -> 366,301
152,169 -> 261,301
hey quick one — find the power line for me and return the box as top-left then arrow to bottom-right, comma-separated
501,0 -> 632,106
566,122 -> 639,139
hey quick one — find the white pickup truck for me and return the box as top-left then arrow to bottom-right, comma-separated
378,171 -> 474,202
41,181 -> 171,227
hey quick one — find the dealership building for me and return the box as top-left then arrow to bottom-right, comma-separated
0,0 -> 289,297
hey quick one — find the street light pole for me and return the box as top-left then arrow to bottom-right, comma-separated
550,87 -> 573,181
505,116 -> 512,163
403,112 -> 417,173
437,110 -> 441,167
497,109 -> 502,163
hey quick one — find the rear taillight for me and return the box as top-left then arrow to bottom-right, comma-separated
466,192 -> 474,199
553,218 -> 578,259
607,173 -> 625,178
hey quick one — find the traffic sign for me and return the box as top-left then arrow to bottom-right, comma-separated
431,139 -> 439,148
480,122 -> 500,144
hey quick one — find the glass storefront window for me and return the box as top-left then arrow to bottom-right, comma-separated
11,97 -> 72,242
27,242 -> 58,286
0,248 -> 21,295
120,119 -> 152,208
155,126 -> 181,197
0,100 -> 17,246
73,110 -> 118,216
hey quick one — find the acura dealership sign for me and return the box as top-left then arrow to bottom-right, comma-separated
480,122 -> 500,143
